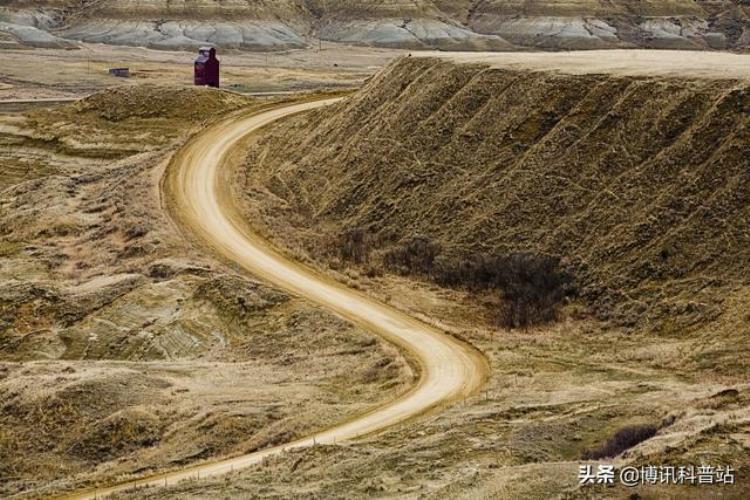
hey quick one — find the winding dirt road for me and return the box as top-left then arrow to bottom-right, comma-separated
61,98 -> 488,499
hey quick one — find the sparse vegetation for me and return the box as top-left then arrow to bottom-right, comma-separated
0,86 -> 410,496
74,85 -> 250,122
432,252 -> 573,328
221,57 -> 750,497
582,424 -> 658,459
241,57 -> 750,331
336,227 -> 373,265
336,229 -> 572,328
2,39 -> 750,500
383,235 -> 442,274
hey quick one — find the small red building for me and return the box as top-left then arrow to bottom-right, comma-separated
194,47 -> 220,88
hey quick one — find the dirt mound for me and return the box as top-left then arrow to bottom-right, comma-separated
4,85 -> 252,160
238,57 -> 750,331
75,85 -> 250,122
69,408 -> 163,461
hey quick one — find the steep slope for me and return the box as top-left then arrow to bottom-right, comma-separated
0,4 -> 75,48
0,0 -> 309,50
465,0 -> 750,50
237,57 -> 750,331
306,0 -> 513,50
0,0 -> 748,50
0,0 -> 510,51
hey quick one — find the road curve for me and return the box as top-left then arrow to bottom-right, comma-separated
60,98 -> 488,499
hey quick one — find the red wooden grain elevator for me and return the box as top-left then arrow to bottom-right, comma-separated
194,47 -> 220,88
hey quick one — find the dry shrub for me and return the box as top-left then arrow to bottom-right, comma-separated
335,228 -> 573,329
434,252 -> 574,329
582,424 -> 658,459
70,409 -> 163,461
383,235 -> 441,274
336,228 -> 373,264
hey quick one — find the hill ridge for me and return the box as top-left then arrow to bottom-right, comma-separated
0,0 -> 748,50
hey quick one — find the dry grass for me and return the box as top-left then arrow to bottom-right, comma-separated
0,86 -> 411,496
237,57 -> 750,333
198,57 -> 750,497
581,423 -> 658,459
1,52 -> 749,499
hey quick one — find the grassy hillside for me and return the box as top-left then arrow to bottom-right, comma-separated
238,57 -> 749,332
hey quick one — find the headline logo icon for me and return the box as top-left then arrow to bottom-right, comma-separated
579,464 -> 735,487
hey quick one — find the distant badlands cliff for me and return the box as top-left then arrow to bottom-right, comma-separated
0,0 -> 748,51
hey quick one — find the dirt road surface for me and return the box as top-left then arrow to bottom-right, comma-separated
57,99 -> 488,499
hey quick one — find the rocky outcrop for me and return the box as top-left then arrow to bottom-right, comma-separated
0,1 -> 747,51
61,19 -> 307,51
467,1 -> 750,50
316,18 -> 513,51
0,21 -> 76,48
0,9 -> 75,48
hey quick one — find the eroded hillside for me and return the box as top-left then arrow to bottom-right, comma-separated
1,0 -> 748,50
239,57 -> 749,336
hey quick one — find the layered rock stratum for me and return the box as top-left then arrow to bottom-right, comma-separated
0,0 -> 748,51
